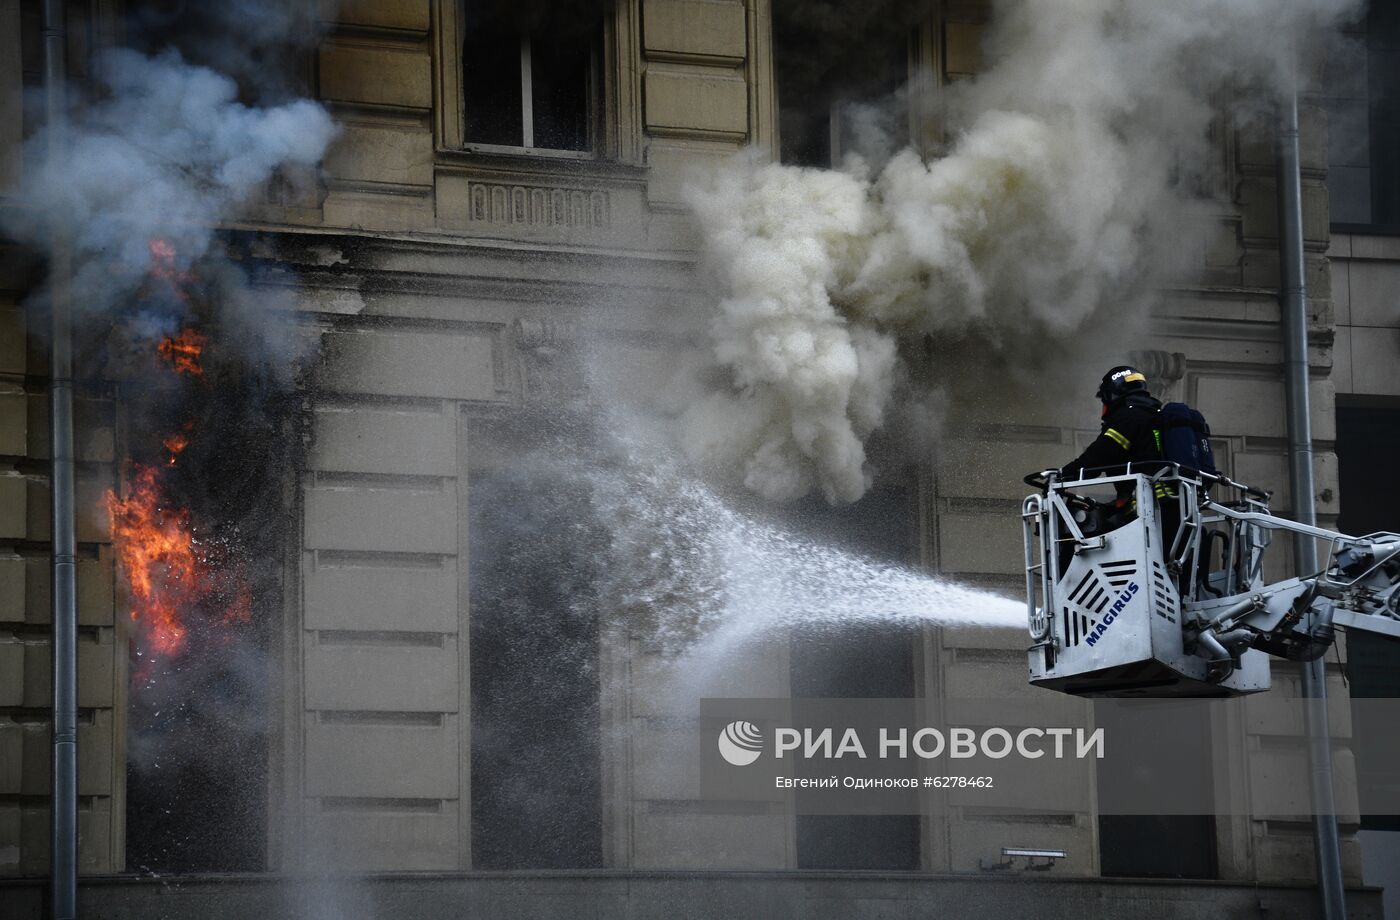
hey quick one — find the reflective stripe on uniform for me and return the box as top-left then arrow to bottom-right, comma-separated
1104,428 -> 1130,450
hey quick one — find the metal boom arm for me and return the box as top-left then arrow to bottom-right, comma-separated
1197,501 -> 1400,658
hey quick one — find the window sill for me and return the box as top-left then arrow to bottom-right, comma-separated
1331,223 -> 1400,237
463,143 -> 595,161
434,147 -> 649,185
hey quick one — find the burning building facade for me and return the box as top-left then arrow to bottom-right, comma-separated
0,0 -> 1397,917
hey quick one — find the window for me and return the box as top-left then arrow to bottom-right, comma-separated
462,4 -> 599,153
468,416 -> 604,868
1325,1 -> 1400,229
772,0 -> 916,167
785,481 -> 921,870
1097,705 -> 1218,880
1337,401 -> 1400,833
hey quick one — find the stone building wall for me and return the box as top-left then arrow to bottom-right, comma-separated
0,271 -> 125,876
0,0 -> 124,876
1326,228 -> 1400,914
0,0 -> 1378,894
1331,232 -> 1400,399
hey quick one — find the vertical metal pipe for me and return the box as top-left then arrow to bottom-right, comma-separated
1278,73 -> 1347,920
43,0 -> 78,918
520,37 -> 534,148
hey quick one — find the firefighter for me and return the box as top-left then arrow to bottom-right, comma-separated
1059,365 -> 1180,552
1060,365 -> 1164,492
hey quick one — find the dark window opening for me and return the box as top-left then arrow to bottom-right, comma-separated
1326,0 -> 1400,230
19,1 -> 41,101
462,3 -> 598,152
1370,1 -> 1400,226
786,480 -> 921,870
121,346 -> 290,873
462,19 -> 524,147
1337,401 -> 1400,832
1097,702 -> 1218,879
1167,103 -> 1231,201
123,0 -> 317,105
772,0 -> 917,167
468,416 -> 603,868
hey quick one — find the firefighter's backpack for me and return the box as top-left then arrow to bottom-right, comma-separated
1158,402 -> 1218,475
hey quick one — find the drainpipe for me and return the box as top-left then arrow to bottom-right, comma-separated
43,0 -> 78,918
1278,68 -> 1347,920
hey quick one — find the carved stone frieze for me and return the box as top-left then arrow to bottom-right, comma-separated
467,183 -> 611,230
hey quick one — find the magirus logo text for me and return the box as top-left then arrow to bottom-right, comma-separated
1083,581 -> 1139,646
716,721 -> 1104,766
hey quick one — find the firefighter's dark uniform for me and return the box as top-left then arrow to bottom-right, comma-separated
1060,392 -> 1167,499
1059,392 -> 1180,554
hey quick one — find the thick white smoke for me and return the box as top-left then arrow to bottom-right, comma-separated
682,0 -> 1358,504
3,47 -> 335,321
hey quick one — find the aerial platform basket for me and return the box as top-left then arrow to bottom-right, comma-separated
1022,465 -> 1400,698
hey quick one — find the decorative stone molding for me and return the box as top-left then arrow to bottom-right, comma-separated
513,318 -> 584,404
433,157 -> 648,245
467,183 -> 611,229
1129,350 -> 1187,386
514,318 -> 579,353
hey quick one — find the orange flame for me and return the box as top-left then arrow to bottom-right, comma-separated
158,328 -> 207,376
147,238 -> 195,287
105,245 -> 251,661
104,466 -> 195,656
105,463 -> 253,658
161,420 -> 194,466
162,433 -> 188,464
149,238 -> 176,262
